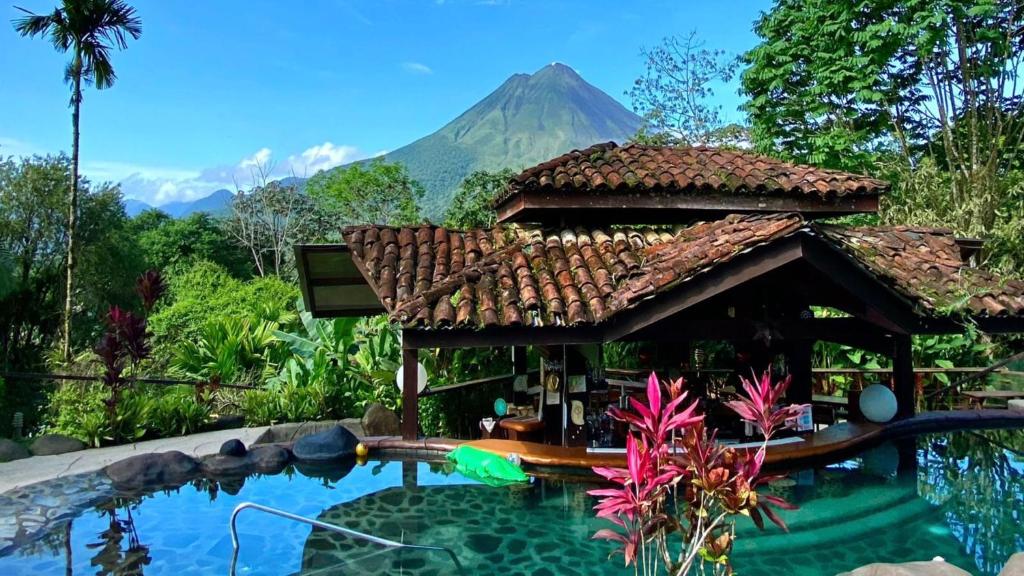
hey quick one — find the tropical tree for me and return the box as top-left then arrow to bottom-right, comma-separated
628,31 -> 740,146
14,0 -> 142,361
225,181 -> 323,277
443,168 -> 516,229
306,158 -> 424,226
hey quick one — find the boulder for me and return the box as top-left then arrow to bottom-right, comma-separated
29,434 -> 86,456
219,439 -> 247,457
0,439 -> 30,462
292,425 -> 358,462
361,403 -> 400,436
104,451 -> 200,491
253,420 -> 364,445
200,454 -> 250,477
837,560 -> 972,576
1009,399 -> 1024,412
1000,552 -> 1024,576
246,445 -> 291,473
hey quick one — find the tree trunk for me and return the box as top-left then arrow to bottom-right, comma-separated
62,69 -> 82,362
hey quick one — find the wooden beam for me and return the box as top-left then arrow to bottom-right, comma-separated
892,334 -> 915,419
799,236 -> 920,334
496,190 -> 879,224
401,345 -> 419,440
402,325 -> 603,349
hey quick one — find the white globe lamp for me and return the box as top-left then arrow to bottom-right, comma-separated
859,384 -> 898,423
396,362 -> 428,394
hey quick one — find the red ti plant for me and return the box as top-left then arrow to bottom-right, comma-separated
589,370 -> 807,575
135,269 -> 166,315
95,306 -> 152,414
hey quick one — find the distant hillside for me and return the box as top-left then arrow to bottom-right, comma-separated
376,63 -> 641,218
123,188 -> 234,218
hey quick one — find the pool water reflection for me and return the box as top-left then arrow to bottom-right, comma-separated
0,428 -> 1021,575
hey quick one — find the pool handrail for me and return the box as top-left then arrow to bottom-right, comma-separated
228,501 -> 467,575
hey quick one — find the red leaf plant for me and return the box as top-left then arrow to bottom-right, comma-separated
94,306 -> 152,414
589,370 -> 807,575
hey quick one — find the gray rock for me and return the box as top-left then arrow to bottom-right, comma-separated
200,453 -> 250,477
253,420 -> 364,445
292,425 -> 358,462
361,403 -> 400,436
0,439 -> 30,462
246,445 -> 291,473
837,560 -> 972,576
29,434 -> 86,456
219,439 -> 246,457
104,451 -> 200,491
1000,552 -> 1024,576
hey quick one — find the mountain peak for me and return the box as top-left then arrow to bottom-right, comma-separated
531,62 -> 581,81
378,64 -> 641,218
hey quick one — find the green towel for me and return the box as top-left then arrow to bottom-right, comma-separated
447,445 -> 529,486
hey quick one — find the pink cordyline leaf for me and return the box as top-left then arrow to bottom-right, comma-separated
726,368 -> 808,439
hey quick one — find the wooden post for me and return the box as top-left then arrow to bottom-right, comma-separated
402,346 -> 419,440
892,334 -> 915,419
788,339 -> 814,405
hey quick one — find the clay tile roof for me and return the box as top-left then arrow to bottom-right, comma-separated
496,142 -> 889,206
341,215 -> 1024,330
341,214 -> 807,329
821,226 -> 1024,318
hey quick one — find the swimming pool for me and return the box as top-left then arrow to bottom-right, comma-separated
1,428 -> 1021,575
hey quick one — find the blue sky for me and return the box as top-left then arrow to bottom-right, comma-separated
1,0 -> 769,206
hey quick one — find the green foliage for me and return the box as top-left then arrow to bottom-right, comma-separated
306,158 -> 424,227
41,382 -> 212,446
171,317 -> 286,386
442,169 -> 516,229
882,158 -> 1024,274
148,260 -> 298,354
266,304 -> 402,420
419,347 -> 511,437
40,382 -> 108,446
148,386 -> 212,438
0,154 -> 147,369
130,210 -> 252,278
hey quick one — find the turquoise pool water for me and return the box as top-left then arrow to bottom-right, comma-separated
0,429 -> 1021,575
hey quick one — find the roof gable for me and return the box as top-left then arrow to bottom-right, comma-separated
495,142 -> 888,223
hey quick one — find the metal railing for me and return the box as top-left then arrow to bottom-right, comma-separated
228,501 -> 466,575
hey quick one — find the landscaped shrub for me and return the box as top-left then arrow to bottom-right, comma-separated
149,386 -> 212,437
149,260 -> 298,353
40,382 -> 109,446
41,383 -> 213,446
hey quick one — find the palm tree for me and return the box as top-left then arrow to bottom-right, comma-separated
13,0 -> 141,361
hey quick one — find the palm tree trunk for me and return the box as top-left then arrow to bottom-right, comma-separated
62,68 -> 82,362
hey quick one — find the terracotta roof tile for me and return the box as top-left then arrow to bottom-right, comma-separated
822,226 -> 1024,317
343,214 -> 806,329
341,214 -> 1024,329
497,142 -> 889,206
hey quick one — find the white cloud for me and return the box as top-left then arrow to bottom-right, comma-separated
285,142 -> 360,176
239,147 -> 272,170
401,61 -> 433,75
115,142 -> 367,206
3,136 -> 368,206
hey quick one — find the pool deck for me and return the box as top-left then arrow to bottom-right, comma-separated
363,409 -> 1024,470
2,409 -> 1021,495
0,426 -> 270,494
